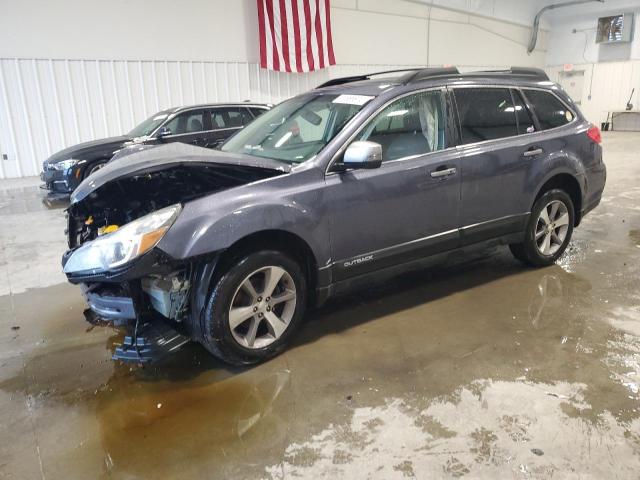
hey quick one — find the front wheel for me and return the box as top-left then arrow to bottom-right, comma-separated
200,250 -> 307,365
509,189 -> 575,267
83,160 -> 107,179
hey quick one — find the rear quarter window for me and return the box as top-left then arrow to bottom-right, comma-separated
524,89 -> 574,130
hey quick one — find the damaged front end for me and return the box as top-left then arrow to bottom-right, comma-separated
62,147 -> 287,362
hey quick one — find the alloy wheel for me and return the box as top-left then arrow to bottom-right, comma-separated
228,266 -> 297,349
535,200 -> 570,256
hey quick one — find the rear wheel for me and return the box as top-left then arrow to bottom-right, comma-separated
200,250 -> 307,365
509,189 -> 574,267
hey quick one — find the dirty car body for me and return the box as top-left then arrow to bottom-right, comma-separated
62,67 -> 606,365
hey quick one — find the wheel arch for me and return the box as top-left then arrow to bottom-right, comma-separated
532,173 -> 583,226
82,157 -> 111,179
215,229 -> 319,301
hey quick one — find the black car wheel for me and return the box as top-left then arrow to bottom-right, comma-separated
84,160 -> 107,179
200,250 -> 307,365
510,189 -> 575,267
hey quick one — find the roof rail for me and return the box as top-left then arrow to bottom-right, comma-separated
462,67 -> 549,81
316,68 -> 423,88
316,66 -> 548,89
401,67 -> 461,83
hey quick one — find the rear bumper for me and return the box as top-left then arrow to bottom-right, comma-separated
582,162 -> 606,221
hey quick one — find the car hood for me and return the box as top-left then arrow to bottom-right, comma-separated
44,136 -> 131,164
70,142 -> 291,204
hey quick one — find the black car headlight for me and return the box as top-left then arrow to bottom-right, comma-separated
63,204 -> 182,274
52,159 -> 80,171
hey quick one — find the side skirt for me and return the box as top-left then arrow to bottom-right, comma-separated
315,231 -> 523,306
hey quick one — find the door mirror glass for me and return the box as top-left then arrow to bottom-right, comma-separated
156,127 -> 172,140
342,141 -> 382,170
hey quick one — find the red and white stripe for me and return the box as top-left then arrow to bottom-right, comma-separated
258,0 -> 336,72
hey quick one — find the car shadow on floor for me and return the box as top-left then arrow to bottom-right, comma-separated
141,243 -> 590,382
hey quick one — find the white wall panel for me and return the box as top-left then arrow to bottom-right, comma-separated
0,59 -> 442,179
546,61 -> 640,125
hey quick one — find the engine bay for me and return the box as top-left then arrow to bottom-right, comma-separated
66,163 -> 283,248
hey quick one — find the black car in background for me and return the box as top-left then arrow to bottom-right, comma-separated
40,102 -> 270,195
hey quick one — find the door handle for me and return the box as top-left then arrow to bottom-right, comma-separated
523,147 -> 543,157
430,167 -> 457,178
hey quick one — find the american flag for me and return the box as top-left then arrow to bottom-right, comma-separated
257,0 -> 336,72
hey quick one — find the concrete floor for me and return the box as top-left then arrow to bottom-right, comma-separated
1,132 -> 639,479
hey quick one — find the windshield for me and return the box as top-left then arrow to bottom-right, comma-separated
221,93 -> 372,163
128,110 -> 172,137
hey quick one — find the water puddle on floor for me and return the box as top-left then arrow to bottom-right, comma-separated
1,241 -> 640,478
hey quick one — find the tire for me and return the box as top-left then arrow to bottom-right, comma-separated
200,250 -> 307,365
83,160 -> 107,179
509,189 -> 575,268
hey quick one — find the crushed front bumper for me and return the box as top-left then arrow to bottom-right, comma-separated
81,284 -> 136,322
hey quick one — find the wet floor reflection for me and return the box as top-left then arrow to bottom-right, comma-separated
2,242 -> 640,478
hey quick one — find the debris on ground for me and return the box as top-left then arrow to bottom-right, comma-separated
546,391 -> 570,400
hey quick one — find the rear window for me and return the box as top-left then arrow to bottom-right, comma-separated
454,88 -> 518,144
523,89 -> 574,130
250,107 -> 268,118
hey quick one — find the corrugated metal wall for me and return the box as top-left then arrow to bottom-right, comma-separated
0,58 -> 425,179
546,61 -> 640,126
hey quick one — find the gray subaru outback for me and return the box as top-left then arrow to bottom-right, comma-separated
62,66 -> 606,365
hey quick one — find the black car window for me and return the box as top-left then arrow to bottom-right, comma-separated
523,89 -> 574,130
512,89 -> 536,134
164,110 -> 205,135
249,107 -> 268,118
211,108 -> 254,130
355,90 -> 445,162
454,88 -> 518,144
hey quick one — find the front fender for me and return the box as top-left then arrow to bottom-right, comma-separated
157,168 -> 331,267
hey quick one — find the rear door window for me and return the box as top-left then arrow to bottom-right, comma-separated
454,88 -> 518,144
523,89 -> 574,130
211,107 -> 254,129
511,89 -> 536,134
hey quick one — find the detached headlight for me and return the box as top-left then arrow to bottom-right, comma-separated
63,204 -> 182,274
53,159 -> 80,171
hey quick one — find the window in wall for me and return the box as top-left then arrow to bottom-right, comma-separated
523,89 -> 574,130
512,90 -> 536,134
165,111 -> 205,135
354,90 -> 445,162
454,88 -> 518,144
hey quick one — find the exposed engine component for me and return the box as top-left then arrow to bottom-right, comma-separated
142,271 -> 190,321
66,163 -> 283,248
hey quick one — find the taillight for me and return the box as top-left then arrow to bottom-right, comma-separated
587,124 -> 602,144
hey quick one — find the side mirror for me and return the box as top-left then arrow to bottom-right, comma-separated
341,141 -> 382,170
156,127 -> 172,141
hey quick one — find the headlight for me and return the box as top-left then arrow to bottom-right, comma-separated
53,159 -> 80,171
63,204 -> 182,274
